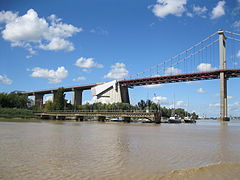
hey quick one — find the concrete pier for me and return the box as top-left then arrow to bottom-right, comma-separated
218,30 -> 229,121
22,83 -> 97,108
120,85 -> 130,103
91,80 -> 130,104
73,89 -> 83,106
34,93 -> 43,107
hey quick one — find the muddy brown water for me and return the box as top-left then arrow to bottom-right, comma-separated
0,119 -> 240,179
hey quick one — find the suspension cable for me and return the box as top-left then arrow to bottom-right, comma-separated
163,39 -> 219,74
225,31 -> 240,36
227,36 -> 240,42
127,31 -> 218,79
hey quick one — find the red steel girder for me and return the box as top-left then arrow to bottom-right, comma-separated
119,69 -> 240,87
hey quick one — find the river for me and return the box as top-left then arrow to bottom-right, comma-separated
0,119 -> 240,180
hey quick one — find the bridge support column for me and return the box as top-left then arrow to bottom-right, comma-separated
73,89 -> 82,106
53,91 -> 57,102
220,73 -> 229,121
91,80 -> 130,104
218,30 -> 229,121
154,112 -> 161,124
34,93 -> 43,108
120,85 -> 130,103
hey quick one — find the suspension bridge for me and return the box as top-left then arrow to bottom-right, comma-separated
23,30 -> 240,121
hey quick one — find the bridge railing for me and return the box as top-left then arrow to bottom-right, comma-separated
34,110 -> 160,113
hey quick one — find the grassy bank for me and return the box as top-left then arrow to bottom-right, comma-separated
0,108 -> 37,119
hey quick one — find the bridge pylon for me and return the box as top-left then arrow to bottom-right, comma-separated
34,93 -> 43,108
218,30 -> 229,121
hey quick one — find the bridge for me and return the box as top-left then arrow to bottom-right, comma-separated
22,30 -> 240,121
120,69 -> 240,87
35,110 -> 161,123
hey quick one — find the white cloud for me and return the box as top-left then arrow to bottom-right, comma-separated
229,102 -> 240,115
151,0 -> 187,18
210,1 -> 225,19
82,69 -> 90,72
185,81 -> 199,84
2,9 -> 48,42
39,37 -> 74,51
0,9 -> 81,56
197,63 -> 217,72
233,21 -> 240,29
0,75 -> 13,85
227,96 -> 233,99
30,66 -> 68,84
229,102 -> 240,107
0,10 -> 18,23
209,103 -> 220,107
144,84 -> 163,88
165,67 -> 181,75
84,96 -> 97,104
90,27 -> 108,36
186,12 -> 193,17
26,55 -> 32,59
176,100 -> 186,107
197,88 -> 206,93
104,62 -> 128,79
44,95 -> 53,103
237,50 -> 240,58
75,57 -> 103,69
153,96 -> 167,103
213,93 -> 232,99
193,5 -> 207,17
46,14 -> 80,39
73,76 -> 86,81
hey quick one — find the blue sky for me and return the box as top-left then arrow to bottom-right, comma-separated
1,0 -> 240,117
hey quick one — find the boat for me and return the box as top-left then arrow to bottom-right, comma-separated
183,98 -> 196,123
141,119 -> 153,123
168,114 -> 182,123
110,117 -> 122,122
184,116 -> 196,123
168,94 -> 182,123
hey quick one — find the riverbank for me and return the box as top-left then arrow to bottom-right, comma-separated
0,108 -> 37,119
158,162 -> 240,180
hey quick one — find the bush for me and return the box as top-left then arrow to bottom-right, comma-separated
0,108 -> 36,118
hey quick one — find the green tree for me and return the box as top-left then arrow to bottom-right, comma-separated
72,99 -> 198,119
191,112 -> 198,119
44,101 -> 54,111
138,100 -> 146,110
175,108 -> 185,118
0,92 -> 29,108
53,88 -> 66,110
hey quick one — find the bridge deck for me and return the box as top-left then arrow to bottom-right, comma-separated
22,83 -> 102,96
119,69 -> 240,87
22,69 -> 240,95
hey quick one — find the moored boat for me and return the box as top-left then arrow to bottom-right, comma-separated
168,114 -> 182,123
184,98 -> 196,123
184,116 -> 196,123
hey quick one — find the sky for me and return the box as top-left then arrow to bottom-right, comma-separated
1,0 -> 240,117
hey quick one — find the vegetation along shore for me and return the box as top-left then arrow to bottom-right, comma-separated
0,89 -> 198,120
